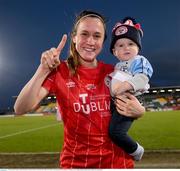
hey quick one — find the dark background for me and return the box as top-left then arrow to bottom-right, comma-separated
0,0 -> 180,110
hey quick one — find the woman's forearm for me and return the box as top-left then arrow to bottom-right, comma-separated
14,65 -> 50,114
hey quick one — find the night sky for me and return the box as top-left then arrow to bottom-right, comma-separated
0,0 -> 180,109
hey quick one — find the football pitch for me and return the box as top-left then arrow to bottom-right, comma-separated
0,110 -> 180,168
0,114 -> 63,153
0,110 -> 180,153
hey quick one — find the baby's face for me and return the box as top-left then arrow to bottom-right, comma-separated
113,38 -> 139,61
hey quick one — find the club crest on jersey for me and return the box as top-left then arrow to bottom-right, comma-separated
85,84 -> 96,90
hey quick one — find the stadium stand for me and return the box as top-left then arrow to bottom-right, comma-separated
142,86 -> 180,111
9,86 -> 180,116
35,95 -> 57,114
36,86 -> 180,113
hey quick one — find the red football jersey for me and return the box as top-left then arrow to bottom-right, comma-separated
42,61 -> 134,168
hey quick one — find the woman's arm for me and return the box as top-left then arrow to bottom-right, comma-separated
14,34 -> 67,115
114,92 -> 145,118
14,66 -> 50,114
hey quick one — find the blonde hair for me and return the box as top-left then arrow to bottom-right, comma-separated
67,10 -> 107,75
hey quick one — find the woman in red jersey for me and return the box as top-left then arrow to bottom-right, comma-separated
14,10 -> 145,168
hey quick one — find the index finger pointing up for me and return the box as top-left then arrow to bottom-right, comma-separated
57,34 -> 67,53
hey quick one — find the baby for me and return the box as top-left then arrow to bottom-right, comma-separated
109,17 -> 153,161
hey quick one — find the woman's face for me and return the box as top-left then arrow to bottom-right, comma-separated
73,17 -> 105,67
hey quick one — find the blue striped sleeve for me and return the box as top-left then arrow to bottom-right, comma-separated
130,56 -> 153,78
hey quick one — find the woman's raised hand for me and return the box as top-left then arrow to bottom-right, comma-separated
40,34 -> 67,72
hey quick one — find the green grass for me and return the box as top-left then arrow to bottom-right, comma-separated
129,110 -> 180,150
0,115 -> 63,152
0,110 -> 180,153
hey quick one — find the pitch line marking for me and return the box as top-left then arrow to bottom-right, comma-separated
0,151 -> 61,155
0,123 -> 60,140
